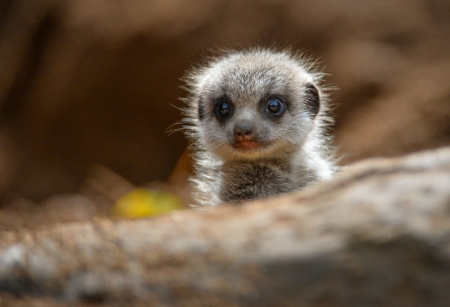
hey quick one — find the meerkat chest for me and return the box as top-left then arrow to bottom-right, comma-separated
219,161 -> 295,202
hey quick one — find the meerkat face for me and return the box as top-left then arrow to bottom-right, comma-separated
191,50 -> 322,162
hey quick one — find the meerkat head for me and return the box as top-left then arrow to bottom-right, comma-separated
184,49 -> 324,162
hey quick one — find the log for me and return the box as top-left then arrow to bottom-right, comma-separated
1,146 -> 450,306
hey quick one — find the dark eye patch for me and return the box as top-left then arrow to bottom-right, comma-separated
213,96 -> 233,121
259,93 -> 289,120
266,97 -> 286,117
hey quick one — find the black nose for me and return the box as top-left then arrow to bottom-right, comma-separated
234,120 -> 254,137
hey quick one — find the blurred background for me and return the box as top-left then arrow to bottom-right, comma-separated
0,0 -> 449,227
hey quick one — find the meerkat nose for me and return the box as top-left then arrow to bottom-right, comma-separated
234,120 -> 254,141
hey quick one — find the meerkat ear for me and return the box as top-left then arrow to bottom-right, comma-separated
198,96 -> 205,121
304,83 -> 320,118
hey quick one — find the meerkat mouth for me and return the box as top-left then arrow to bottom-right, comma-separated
232,141 -> 265,151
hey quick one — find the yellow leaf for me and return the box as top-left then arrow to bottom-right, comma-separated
113,188 -> 184,218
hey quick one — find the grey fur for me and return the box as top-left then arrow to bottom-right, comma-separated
180,48 -> 338,207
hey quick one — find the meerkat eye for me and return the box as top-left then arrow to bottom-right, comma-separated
214,99 -> 232,120
266,98 -> 285,116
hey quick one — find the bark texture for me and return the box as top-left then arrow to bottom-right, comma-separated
0,146 -> 449,306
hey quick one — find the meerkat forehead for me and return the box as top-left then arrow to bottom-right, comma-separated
196,50 -> 316,106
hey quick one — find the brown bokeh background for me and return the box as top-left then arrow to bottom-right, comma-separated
0,0 -> 449,226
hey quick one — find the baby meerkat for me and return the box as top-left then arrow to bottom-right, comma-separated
181,48 -> 337,207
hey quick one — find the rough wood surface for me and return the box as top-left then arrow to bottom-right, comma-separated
1,146 -> 450,306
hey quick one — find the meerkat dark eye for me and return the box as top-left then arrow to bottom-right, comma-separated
266,98 -> 285,116
214,99 -> 232,120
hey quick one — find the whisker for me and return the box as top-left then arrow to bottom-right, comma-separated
165,121 -> 186,135
169,103 -> 185,111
